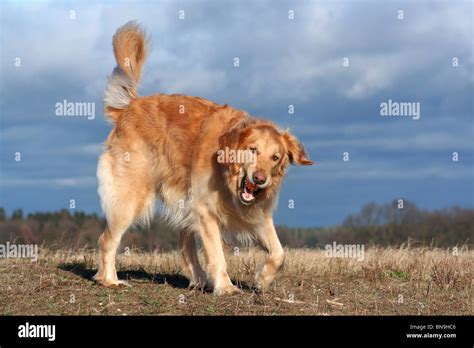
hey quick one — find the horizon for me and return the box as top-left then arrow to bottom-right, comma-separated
1,199 -> 472,229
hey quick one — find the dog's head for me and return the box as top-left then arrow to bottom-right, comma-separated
218,120 -> 313,206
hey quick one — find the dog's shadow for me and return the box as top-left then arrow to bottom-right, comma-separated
58,262 -> 255,292
58,262 -> 189,289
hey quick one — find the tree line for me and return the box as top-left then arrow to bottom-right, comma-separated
0,199 -> 472,251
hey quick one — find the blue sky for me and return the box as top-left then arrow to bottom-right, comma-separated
0,0 -> 473,227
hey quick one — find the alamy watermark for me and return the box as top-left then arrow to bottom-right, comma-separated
217,147 -> 256,164
0,242 -> 38,262
55,99 -> 95,120
325,242 -> 365,261
18,322 -> 55,341
380,99 -> 420,120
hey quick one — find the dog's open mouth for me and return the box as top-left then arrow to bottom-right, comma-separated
239,174 -> 262,205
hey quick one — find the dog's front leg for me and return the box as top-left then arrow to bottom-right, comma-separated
196,206 -> 242,295
255,215 -> 285,291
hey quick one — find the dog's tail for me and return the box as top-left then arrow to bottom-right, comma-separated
104,21 -> 148,122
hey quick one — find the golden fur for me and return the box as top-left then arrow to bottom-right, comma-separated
95,21 -> 314,294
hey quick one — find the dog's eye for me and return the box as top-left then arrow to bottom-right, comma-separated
272,154 -> 280,161
249,146 -> 257,153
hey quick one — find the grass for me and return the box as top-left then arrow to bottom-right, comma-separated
0,246 -> 472,315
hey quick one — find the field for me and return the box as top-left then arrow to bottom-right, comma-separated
0,247 -> 472,315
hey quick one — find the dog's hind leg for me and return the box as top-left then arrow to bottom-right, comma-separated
94,151 -> 155,287
179,230 -> 207,289
95,224 -> 131,287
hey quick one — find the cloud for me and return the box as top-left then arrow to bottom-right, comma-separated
62,143 -> 104,157
1,176 -> 97,188
311,161 -> 472,180
343,53 -> 403,99
307,130 -> 473,151
2,1 -> 472,107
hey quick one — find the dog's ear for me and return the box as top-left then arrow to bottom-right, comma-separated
281,131 -> 314,166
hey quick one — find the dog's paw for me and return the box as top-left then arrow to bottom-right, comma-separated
94,277 -> 131,288
213,285 -> 243,296
110,280 -> 132,288
188,280 -> 208,290
254,272 -> 273,292
188,273 -> 208,290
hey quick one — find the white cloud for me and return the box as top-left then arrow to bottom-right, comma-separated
1,176 -> 97,188
290,160 -> 473,180
62,143 -> 104,156
307,130 -> 473,151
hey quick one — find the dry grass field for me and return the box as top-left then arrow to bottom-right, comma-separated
0,247 -> 472,315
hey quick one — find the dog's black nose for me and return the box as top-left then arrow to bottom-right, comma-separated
253,171 -> 267,185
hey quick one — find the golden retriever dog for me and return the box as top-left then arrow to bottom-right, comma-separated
94,21 -> 314,295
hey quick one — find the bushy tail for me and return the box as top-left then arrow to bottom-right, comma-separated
104,21 -> 148,122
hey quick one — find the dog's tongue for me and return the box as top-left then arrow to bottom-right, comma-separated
242,190 -> 254,201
